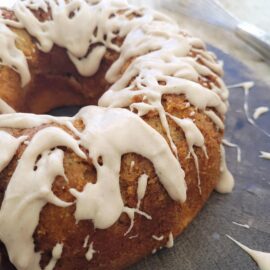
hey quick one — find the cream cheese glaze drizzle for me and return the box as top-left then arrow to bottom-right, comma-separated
0,0 -> 233,269
259,151 -> 270,160
0,99 -> 16,114
215,146 -> 234,194
152,235 -> 164,241
166,232 -> 174,248
0,131 -> 26,171
44,243 -> 63,270
253,106 -> 269,120
0,106 -> 186,269
85,242 -> 96,262
227,235 -> 270,270
222,138 -> 241,163
167,114 -> 208,193
137,173 -> 148,208
0,23 -> 30,86
70,107 -> 186,228
232,221 -> 250,229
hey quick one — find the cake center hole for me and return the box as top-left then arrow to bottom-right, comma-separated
47,106 -> 83,117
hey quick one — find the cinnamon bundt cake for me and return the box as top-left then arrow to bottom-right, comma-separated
0,0 -> 234,269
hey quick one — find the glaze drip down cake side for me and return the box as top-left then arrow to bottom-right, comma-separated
0,0 -> 234,269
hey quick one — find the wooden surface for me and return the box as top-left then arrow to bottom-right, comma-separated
48,46 -> 270,270
127,46 -> 270,270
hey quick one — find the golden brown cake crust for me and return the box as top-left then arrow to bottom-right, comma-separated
0,5 -> 225,270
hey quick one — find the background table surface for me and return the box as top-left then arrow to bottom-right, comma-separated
0,1 -> 269,270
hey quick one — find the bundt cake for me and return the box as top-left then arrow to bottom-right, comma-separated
0,0 -> 234,269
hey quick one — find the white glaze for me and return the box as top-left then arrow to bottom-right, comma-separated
123,206 -> 152,236
166,232 -> 174,248
152,235 -> 164,241
229,81 -> 255,122
0,113 -> 70,128
259,151 -> 270,160
204,110 -> 224,130
44,243 -> 63,270
253,106 -> 269,120
70,107 -> 186,229
0,131 -> 26,171
130,102 -> 155,117
232,221 -> 250,229
0,23 -> 30,86
215,146 -> 234,194
128,234 -> 138,240
85,242 -> 96,262
222,139 -> 241,163
137,173 -> 148,208
0,0 -> 15,9
0,99 -> 16,114
227,235 -> 270,270
168,114 -> 207,193
83,235 -> 90,248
